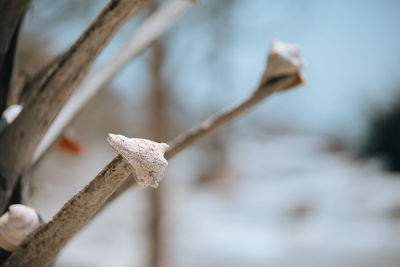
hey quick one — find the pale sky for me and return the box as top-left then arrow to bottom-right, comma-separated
23,0 -> 400,144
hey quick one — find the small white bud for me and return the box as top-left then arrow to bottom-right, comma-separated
0,204 -> 41,251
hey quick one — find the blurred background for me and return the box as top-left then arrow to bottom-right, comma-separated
17,0 -> 400,266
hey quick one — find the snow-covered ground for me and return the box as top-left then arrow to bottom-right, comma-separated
27,127 -> 400,266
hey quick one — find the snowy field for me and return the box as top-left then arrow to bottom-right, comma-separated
27,128 -> 400,267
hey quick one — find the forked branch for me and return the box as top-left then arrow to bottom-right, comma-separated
3,40 -> 304,267
33,0 -> 196,162
0,0 -> 151,213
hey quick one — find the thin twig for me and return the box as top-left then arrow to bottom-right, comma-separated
106,40 -> 305,206
33,0 -> 195,162
165,75 -> 303,159
4,41 -> 304,266
0,0 -> 151,213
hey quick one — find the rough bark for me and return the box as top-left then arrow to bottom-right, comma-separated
0,0 -> 32,114
0,0 -> 150,213
2,155 -> 133,267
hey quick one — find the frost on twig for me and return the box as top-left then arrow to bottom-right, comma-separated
108,134 -> 169,188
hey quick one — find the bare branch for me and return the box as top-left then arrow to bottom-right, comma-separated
4,41 -> 304,266
165,75 -> 303,159
109,40 -> 305,203
33,0 -> 195,162
108,75 -> 303,203
3,136 -> 169,267
2,155 -> 133,267
0,0 -> 151,213
0,0 -> 32,114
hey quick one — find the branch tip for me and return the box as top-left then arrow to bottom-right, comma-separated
262,40 -> 304,88
107,134 -> 169,188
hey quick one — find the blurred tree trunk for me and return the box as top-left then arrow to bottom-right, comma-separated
147,40 -> 168,267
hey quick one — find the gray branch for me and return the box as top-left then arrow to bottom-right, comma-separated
3,41 -> 304,267
0,0 -> 32,114
2,155 -> 133,267
0,0 -> 151,213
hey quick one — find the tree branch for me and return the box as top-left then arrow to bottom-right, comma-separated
104,73 -> 303,204
2,155 -> 133,267
4,41 -> 304,266
0,0 -> 32,114
0,0 -> 151,213
4,136 -> 170,267
165,74 -> 303,159
33,0 -> 195,162
107,40 -> 305,206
